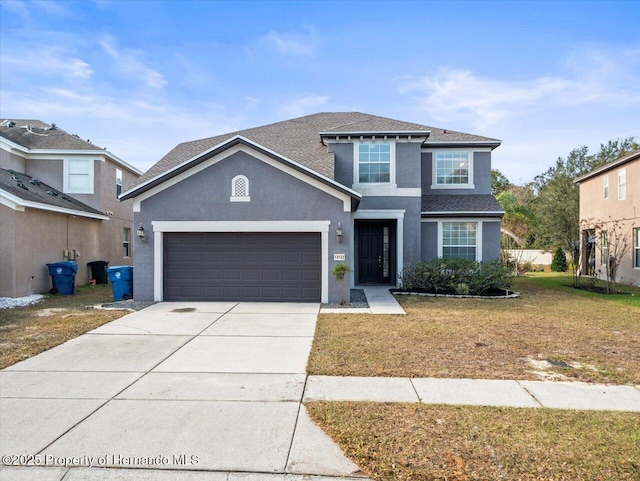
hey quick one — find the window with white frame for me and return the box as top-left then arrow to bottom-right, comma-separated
603,174 -> 609,199
357,143 -> 391,183
123,227 -> 131,257
64,158 -> 94,194
601,231 -> 608,265
434,151 -> 472,187
618,168 -> 626,200
634,228 -> 640,269
442,222 -> 477,260
116,168 -> 123,197
230,175 -> 250,202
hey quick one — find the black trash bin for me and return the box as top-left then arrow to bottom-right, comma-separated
87,260 -> 109,284
46,261 -> 79,295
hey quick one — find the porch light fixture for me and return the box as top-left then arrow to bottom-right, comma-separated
336,222 -> 343,243
136,225 -> 146,241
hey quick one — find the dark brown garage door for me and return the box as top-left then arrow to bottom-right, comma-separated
163,232 -> 321,302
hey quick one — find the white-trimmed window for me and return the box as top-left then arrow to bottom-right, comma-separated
634,228 -> 640,269
618,168 -> 626,200
230,175 -> 250,202
601,231 -> 608,265
442,222 -> 478,260
123,227 -> 131,258
433,151 -> 473,188
116,168 -> 123,197
603,174 -> 609,199
63,158 -> 94,194
357,142 -> 392,183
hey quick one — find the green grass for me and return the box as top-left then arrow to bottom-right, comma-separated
524,272 -> 640,307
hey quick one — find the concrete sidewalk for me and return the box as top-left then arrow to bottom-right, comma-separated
0,302 -> 366,481
304,375 -> 640,412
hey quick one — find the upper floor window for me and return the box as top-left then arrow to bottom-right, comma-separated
433,151 -> 473,188
230,175 -> 250,202
442,222 -> 477,261
64,158 -> 94,194
116,168 -> 123,197
603,174 -> 609,199
357,143 -> 391,183
618,168 -> 626,200
634,228 -> 640,269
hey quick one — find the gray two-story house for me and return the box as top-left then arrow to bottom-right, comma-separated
120,112 -> 503,303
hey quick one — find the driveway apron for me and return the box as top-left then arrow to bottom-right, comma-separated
0,302 -> 362,478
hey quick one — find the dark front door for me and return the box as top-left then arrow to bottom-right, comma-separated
357,222 -> 393,284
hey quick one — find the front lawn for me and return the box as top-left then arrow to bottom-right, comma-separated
307,402 -> 640,481
307,273 -> 640,384
0,285 -> 130,369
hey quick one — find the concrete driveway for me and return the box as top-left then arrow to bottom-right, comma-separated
0,302 -> 364,480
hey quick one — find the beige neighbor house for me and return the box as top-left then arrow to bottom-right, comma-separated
574,149 -> 640,286
0,119 -> 141,298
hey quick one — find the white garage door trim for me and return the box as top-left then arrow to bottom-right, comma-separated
152,221 -> 330,303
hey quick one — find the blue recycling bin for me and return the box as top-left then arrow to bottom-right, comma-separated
46,261 -> 79,295
107,265 -> 133,301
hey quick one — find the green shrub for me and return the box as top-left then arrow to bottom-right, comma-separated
551,247 -> 568,272
400,258 -> 512,295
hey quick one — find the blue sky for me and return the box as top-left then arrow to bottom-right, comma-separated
1,0 -> 639,183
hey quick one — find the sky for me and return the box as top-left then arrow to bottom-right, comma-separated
1,0 -> 639,184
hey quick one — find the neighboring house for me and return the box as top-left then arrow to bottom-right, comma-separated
0,119 -> 142,297
574,149 -> 640,285
120,112 -> 503,303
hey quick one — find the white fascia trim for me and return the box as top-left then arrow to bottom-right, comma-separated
351,209 -> 405,288
151,220 -> 330,303
0,189 -> 108,219
122,134 -> 361,201
131,143 -> 356,213
422,145 -> 494,152
320,130 -> 431,136
421,211 -> 505,216
435,218 -> 484,262
229,196 -> 251,202
0,136 -> 141,174
422,216 -> 502,222
352,184 -> 421,197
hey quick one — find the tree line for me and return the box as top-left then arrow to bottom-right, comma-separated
493,137 -> 638,259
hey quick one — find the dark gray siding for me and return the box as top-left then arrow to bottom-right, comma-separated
420,221 -> 438,261
482,221 -> 502,261
133,150 -> 351,302
421,150 -> 492,195
396,143 -> 421,188
330,143 -> 353,187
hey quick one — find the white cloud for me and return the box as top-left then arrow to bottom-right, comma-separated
0,0 -> 30,22
0,46 -> 93,79
99,37 -> 167,89
398,68 -> 571,130
260,28 -> 318,56
279,94 -> 329,118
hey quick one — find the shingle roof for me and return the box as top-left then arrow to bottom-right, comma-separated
131,112 -> 500,190
573,149 -> 640,183
422,194 -> 504,216
0,168 -> 106,218
0,119 -> 105,151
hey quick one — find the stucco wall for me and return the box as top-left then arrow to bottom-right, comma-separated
421,151 -> 492,194
579,158 -> 639,285
420,218 -> 501,263
133,150 -> 352,302
0,149 -> 26,172
0,205 -> 105,297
